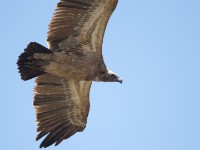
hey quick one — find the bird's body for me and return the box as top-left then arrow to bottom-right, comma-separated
38,49 -> 103,80
17,0 -> 122,148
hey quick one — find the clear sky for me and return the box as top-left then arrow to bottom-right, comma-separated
1,0 -> 200,150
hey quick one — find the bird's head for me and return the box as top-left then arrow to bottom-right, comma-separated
107,70 -> 123,84
95,69 -> 123,84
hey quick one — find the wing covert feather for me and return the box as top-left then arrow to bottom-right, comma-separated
47,0 -> 118,55
47,0 -> 95,47
34,73 -> 92,148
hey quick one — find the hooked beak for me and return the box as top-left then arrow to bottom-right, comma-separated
118,78 -> 123,84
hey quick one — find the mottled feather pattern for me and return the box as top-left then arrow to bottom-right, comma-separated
17,0 -> 119,148
47,0 -> 118,53
34,74 -> 92,148
47,0 -> 95,45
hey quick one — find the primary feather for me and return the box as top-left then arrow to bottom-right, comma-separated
17,0 -> 121,148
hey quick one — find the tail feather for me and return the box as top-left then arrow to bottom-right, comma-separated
17,42 -> 52,81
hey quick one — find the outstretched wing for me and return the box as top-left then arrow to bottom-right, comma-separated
34,73 -> 92,148
47,0 -> 118,55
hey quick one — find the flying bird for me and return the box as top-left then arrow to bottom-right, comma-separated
17,0 -> 122,148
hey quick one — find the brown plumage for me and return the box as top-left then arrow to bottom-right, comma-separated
17,0 -> 122,148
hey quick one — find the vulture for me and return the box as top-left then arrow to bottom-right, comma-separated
17,0 -> 122,148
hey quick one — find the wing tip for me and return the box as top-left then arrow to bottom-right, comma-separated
37,124 -> 84,148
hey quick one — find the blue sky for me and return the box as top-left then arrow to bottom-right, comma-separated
1,0 -> 200,150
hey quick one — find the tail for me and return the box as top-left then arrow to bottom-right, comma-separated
17,42 -> 52,81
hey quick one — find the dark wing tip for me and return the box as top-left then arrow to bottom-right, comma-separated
38,124 -> 83,148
